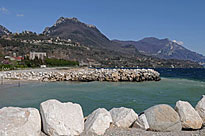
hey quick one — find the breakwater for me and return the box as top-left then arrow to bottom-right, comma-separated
0,68 -> 160,82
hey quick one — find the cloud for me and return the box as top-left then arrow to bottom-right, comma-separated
16,14 -> 24,17
0,7 -> 9,14
172,40 -> 184,45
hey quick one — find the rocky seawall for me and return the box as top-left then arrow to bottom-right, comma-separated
1,96 -> 205,136
0,68 -> 160,82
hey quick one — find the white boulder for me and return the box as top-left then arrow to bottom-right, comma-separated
133,113 -> 149,130
195,95 -> 205,124
175,100 -> 203,129
0,107 -> 41,136
110,107 -> 138,128
84,108 -> 112,135
144,104 -> 182,131
40,99 -> 84,136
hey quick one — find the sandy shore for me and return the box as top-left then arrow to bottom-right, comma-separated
0,67 -> 78,88
0,79 -> 40,90
0,66 -> 79,73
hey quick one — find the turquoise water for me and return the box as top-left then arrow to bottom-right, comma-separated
0,78 -> 205,116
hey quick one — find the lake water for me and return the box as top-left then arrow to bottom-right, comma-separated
0,68 -> 205,116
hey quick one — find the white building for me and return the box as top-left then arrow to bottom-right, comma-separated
29,52 -> 47,60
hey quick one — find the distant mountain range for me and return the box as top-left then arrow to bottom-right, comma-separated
42,17 -> 143,56
113,38 -> 205,63
43,17 -> 205,64
0,17 -> 204,68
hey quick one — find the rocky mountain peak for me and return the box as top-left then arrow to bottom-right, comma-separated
53,17 -> 96,28
43,17 -> 108,47
55,17 -> 79,25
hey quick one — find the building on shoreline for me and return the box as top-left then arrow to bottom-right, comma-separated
29,52 -> 47,60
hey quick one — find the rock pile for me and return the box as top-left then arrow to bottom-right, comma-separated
1,96 -> 205,136
0,68 -> 160,82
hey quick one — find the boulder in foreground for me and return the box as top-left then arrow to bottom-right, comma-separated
110,107 -> 138,128
195,95 -> 205,125
175,100 -> 203,129
144,104 -> 182,132
40,99 -> 84,136
0,107 -> 41,136
133,113 -> 149,130
84,108 -> 112,135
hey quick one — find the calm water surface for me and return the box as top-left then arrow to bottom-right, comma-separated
0,77 -> 205,116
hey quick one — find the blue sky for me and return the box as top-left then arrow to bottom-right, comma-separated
0,0 -> 205,55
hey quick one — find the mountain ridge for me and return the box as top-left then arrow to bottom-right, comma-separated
113,37 -> 205,63
43,17 -> 111,48
0,17 -> 204,67
43,17 -> 205,64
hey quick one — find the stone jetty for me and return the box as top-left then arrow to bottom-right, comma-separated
1,96 -> 205,136
0,68 -> 160,82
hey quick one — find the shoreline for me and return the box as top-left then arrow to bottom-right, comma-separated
0,79 -> 41,89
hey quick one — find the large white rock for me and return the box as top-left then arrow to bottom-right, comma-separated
133,113 -> 149,130
40,99 -> 84,136
0,107 -> 41,136
84,108 -> 112,135
175,100 -> 203,129
144,104 -> 182,132
110,107 -> 138,128
195,95 -> 205,124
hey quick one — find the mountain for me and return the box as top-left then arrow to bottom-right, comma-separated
0,25 -> 11,36
0,33 -> 202,68
43,17 -> 205,64
113,37 -> 205,63
40,17 -> 204,68
43,17 -> 112,48
43,17 -> 148,56
0,17 -> 199,68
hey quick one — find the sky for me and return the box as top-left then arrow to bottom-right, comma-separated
0,0 -> 205,55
